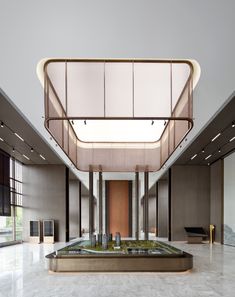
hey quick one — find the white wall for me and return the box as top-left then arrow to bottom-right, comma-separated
1,1 -> 235,188
224,152 -> 235,246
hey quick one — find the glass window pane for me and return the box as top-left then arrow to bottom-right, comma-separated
15,207 -> 23,241
0,212 -> 13,243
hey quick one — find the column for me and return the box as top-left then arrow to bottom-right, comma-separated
98,171 -> 103,234
135,172 -> 139,240
89,169 -> 94,239
155,182 -> 158,237
78,180 -> 82,237
144,171 -> 149,240
65,167 -> 69,242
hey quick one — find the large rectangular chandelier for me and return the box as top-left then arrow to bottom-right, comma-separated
37,59 -> 200,172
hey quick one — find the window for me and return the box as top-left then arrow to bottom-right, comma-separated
0,158 -> 23,244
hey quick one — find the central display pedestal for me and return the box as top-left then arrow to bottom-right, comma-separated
46,240 -> 193,273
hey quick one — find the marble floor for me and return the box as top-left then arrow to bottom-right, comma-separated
0,241 -> 235,297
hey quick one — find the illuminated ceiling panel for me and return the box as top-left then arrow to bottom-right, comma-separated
71,120 -> 166,143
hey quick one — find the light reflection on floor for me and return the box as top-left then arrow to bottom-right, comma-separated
0,239 -> 235,297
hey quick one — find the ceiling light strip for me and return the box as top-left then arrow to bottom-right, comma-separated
229,136 -> 235,142
191,154 -> 197,160
14,132 -> 24,142
211,133 -> 221,142
23,154 -> 30,160
205,154 -> 212,160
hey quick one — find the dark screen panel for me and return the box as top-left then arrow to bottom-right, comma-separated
30,221 -> 39,236
44,221 -> 53,236
0,150 -> 10,216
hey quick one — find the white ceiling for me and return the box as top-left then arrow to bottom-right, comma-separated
0,1 -> 235,189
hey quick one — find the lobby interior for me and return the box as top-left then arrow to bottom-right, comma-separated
0,1 -> 235,296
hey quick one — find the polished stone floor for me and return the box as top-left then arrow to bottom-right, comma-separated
0,241 -> 235,297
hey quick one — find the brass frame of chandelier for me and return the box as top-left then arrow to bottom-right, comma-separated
38,59 -> 199,172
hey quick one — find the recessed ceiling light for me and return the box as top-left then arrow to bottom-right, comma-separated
14,133 -> 24,142
71,120 -> 74,125
229,136 -> 235,142
12,148 -> 15,153
205,154 -> 212,160
31,148 -> 34,152
191,154 -> 197,160
40,154 -> 46,160
1,122 -> 4,128
211,133 -> 221,142
0,137 -> 3,141
207,163 -> 210,166
232,123 -> 235,128
23,154 -> 30,160
151,120 -> 154,125
202,149 -> 205,153
218,149 -> 221,153
84,120 -> 87,125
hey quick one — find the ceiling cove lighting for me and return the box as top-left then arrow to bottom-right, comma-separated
191,154 -> 197,160
0,137 -> 3,141
14,133 -> 24,142
23,154 -> 30,160
229,136 -> 235,142
211,133 -> 221,142
39,154 -> 46,160
205,154 -> 212,160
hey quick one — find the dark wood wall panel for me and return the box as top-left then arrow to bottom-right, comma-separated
210,160 -> 223,243
108,181 -> 129,237
171,165 -> 210,241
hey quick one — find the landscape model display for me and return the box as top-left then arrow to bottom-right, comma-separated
46,234 -> 193,272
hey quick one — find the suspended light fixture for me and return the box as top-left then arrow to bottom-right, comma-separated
37,58 -> 200,172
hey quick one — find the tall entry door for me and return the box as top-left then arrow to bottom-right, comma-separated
107,181 -> 132,237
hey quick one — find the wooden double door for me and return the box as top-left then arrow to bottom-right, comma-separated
106,181 -> 132,237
